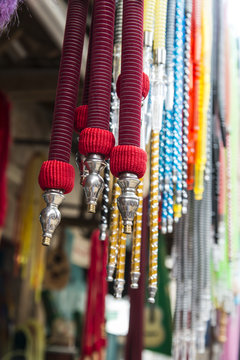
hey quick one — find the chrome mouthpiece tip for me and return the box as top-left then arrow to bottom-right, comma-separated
130,272 -> 140,289
148,296 -> 156,304
114,279 -> 125,299
148,286 -> 157,303
42,236 -> 51,246
124,224 -> 132,234
106,264 -> 115,282
88,203 -> 96,213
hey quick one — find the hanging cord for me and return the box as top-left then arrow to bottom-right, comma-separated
148,127 -> 160,303
190,197 -> 199,359
202,62 -> 213,326
107,179 -> 121,281
106,0 -> 123,279
172,0 -> 185,222
110,0 -> 147,178
182,0 -> 193,214
148,0 -> 168,302
181,203 -> 191,360
130,180 -> 143,288
173,219 -> 183,360
186,0 -> 202,189
114,215 -> 127,298
112,0 -> 123,143
161,0 -> 176,233
194,0 -> 212,201
224,19 -> 233,263
130,0 -> 154,290
186,190 -> 195,360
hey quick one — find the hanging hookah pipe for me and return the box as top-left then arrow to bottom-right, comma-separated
142,0 -> 156,147
172,0 -> 185,222
99,0 -> 124,241
107,0 -> 149,292
211,0 -> 221,245
193,0 -> 211,201
110,0 -> 147,297
148,0 -> 168,303
224,19 -> 233,263
38,0 -> 89,246
74,4 -> 95,187
107,0 -> 123,282
187,0 -> 202,190
127,0 -> 154,290
79,0 -> 115,214
181,0 -> 192,214
161,0 -> 176,234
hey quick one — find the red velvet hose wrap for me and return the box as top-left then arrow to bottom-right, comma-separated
118,0 -> 144,147
79,127 -> 115,158
39,160 -> 75,194
86,0 -> 115,131
110,145 -> 147,179
48,0 -> 88,163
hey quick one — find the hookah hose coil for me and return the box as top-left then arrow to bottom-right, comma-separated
49,0 -> 88,163
144,0 -> 156,33
154,0 -> 168,51
86,0 -> 115,131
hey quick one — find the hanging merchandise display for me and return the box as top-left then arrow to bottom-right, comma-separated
35,0 -> 240,358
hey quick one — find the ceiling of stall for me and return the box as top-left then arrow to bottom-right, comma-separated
0,0 -> 92,103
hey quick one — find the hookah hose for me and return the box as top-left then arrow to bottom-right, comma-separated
106,1 -> 123,280
187,0 -> 202,189
110,0 -> 147,179
144,0 -> 156,34
130,180 -> 143,288
154,0 -> 168,52
172,0 -> 185,221
79,0 -> 115,158
41,0 -> 88,166
38,0 -> 89,245
148,0 -> 168,302
107,179 -> 121,281
161,0 -> 176,233
225,25 -> 233,262
129,0 -> 154,290
194,0 -> 211,200
181,0 -> 193,213
110,0 -> 147,299
114,216 -> 127,298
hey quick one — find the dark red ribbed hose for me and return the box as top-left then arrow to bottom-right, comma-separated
86,0 -> 115,130
118,0 -> 144,147
48,0 -> 88,163
82,5 -> 95,106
